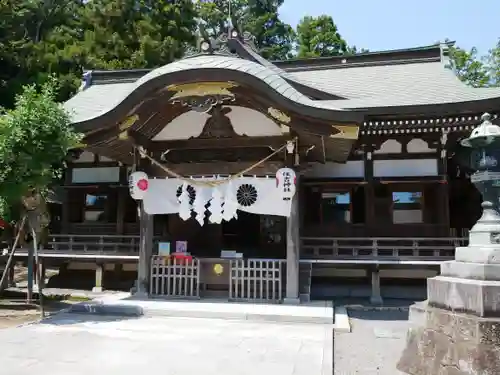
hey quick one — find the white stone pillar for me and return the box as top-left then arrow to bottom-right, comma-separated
92,263 -> 104,292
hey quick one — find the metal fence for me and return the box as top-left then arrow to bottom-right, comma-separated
149,256 -> 200,298
229,259 -> 284,302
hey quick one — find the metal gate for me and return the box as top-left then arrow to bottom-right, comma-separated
150,255 -> 200,298
229,259 -> 284,302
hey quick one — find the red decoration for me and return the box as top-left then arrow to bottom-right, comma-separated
137,179 -> 148,191
170,253 -> 193,265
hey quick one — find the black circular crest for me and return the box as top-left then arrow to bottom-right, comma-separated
236,184 -> 258,207
176,185 -> 196,205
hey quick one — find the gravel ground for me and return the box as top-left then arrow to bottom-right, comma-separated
335,310 -> 410,375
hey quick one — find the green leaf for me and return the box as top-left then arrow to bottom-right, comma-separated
0,77 -> 82,220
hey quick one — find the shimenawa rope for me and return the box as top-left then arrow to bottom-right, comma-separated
135,138 -> 296,187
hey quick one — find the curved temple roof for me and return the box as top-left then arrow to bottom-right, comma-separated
66,31 -> 372,165
65,53 -> 363,128
65,33 -> 500,166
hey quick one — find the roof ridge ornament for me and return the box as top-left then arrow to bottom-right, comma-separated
79,71 -> 93,91
183,23 -> 258,59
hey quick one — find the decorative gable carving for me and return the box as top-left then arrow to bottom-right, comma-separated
197,106 -> 240,139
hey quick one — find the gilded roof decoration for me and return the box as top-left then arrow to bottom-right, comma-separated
167,82 -> 238,113
267,107 -> 291,124
330,125 -> 359,140
118,114 -> 139,131
167,82 -> 238,99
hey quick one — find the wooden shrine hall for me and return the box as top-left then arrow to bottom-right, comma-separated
37,31 -> 500,303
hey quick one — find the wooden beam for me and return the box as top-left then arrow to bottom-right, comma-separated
149,135 -> 289,151
83,126 -> 120,145
128,130 -> 153,150
149,161 -> 284,177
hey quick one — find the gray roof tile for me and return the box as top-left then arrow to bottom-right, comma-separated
64,82 -> 135,124
65,52 -> 500,124
287,60 -> 500,108
65,55 -> 348,124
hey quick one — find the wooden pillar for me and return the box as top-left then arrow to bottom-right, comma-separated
116,189 -> 126,235
438,131 -> 450,235
369,267 -> 383,305
61,167 -> 72,233
439,183 -> 450,232
364,144 -> 375,228
116,166 -> 128,234
284,182 -> 300,304
136,202 -> 154,296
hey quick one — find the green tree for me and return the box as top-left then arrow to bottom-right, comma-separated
296,15 -> 349,58
0,0 -> 84,108
244,0 -> 295,60
196,0 -> 295,60
0,78 -> 82,221
347,45 -> 370,55
296,15 -> 368,58
77,0 -> 198,69
484,38 -> 500,86
447,45 -> 490,88
195,0 -> 247,37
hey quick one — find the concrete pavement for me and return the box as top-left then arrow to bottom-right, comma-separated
334,309 -> 409,375
0,312 -> 332,375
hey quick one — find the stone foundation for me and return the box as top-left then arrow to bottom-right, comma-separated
427,275 -> 500,317
397,301 -> 500,375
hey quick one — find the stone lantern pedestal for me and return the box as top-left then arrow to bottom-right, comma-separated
397,208 -> 500,374
398,114 -> 500,374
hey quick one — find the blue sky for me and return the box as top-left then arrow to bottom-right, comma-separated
279,0 -> 499,56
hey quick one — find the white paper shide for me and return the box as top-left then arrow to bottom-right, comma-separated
135,168 -> 297,225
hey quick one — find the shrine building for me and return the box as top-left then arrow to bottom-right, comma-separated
33,31 -> 500,303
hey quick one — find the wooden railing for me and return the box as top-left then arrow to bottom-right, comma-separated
67,223 -> 140,235
300,237 -> 469,262
149,257 -> 284,302
229,259 -> 284,302
47,234 -> 143,254
150,256 -> 200,298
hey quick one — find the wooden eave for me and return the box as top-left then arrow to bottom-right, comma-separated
359,96 -> 500,117
361,112 -> 500,135
76,65 -> 363,165
73,67 -> 363,135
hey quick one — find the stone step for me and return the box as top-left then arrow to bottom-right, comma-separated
68,299 -> 334,324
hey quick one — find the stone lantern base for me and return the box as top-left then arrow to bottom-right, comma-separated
397,253 -> 500,374
397,300 -> 500,375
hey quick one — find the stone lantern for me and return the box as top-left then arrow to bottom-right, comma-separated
461,112 -> 500,240
397,113 -> 500,375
